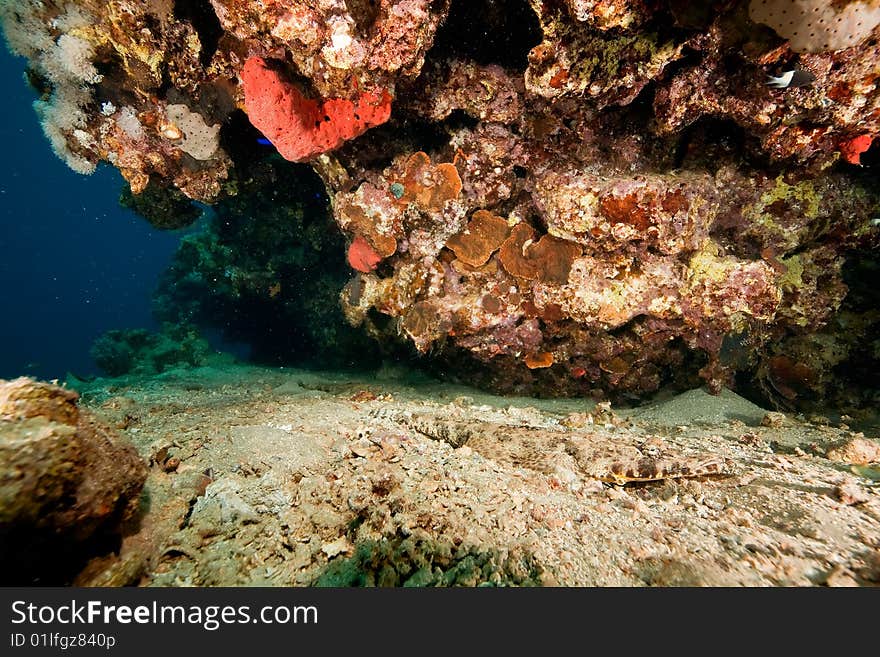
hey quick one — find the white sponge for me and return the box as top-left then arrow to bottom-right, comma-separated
749,0 -> 880,52
166,104 -> 221,161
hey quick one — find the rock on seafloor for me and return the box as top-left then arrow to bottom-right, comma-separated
0,378 -> 147,584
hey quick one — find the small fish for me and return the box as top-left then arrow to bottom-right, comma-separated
766,69 -> 816,89
257,137 -> 273,146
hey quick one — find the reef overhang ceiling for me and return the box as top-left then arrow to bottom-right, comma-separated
3,0 -> 880,404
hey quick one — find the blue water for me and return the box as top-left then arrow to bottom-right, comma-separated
0,48 -> 181,381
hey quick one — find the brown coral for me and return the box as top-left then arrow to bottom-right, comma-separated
445,210 -> 510,267
498,224 -> 582,284
402,300 -> 452,352
524,352 -> 554,369
394,152 -> 463,212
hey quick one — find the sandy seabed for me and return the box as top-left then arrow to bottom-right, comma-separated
71,364 -> 880,587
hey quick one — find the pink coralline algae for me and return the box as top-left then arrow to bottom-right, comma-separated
241,56 -> 392,162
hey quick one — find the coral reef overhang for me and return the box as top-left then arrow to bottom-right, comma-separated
4,0 -> 880,409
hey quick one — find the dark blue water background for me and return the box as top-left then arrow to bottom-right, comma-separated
0,48 -> 181,381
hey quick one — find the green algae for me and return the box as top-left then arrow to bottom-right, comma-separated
312,536 -> 544,587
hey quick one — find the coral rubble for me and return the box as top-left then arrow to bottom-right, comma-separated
4,0 -> 880,406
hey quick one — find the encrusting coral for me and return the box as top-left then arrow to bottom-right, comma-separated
3,0 -> 880,409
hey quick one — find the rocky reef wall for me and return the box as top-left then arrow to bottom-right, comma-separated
4,0 -> 880,410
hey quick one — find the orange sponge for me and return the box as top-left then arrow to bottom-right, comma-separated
838,133 -> 874,165
241,56 -> 392,162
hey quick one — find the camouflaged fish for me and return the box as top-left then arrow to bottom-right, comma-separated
373,407 -> 731,485
563,436 -> 731,485
584,454 -> 729,485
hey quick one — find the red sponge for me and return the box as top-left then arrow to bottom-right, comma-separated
348,236 -> 382,272
241,56 -> 392,162
838,133 -> 873,165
